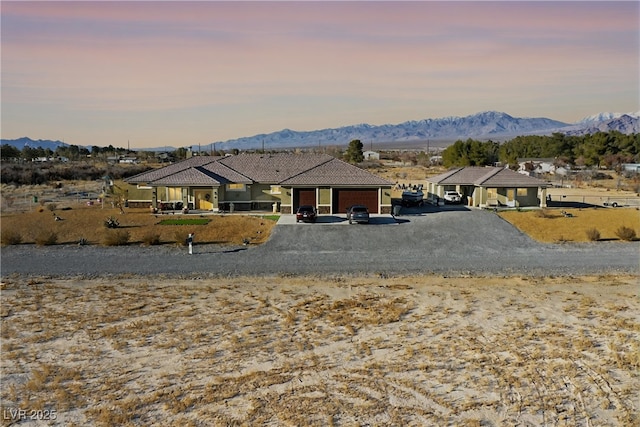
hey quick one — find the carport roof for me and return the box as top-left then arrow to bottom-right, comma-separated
428,167 -> 550,187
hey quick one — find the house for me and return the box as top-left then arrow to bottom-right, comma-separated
517,158 -> 569,177
125,153 -> 394,214
363,150 -> 380,161
426,166 -> 550,208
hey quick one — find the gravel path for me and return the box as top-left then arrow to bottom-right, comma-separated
2,210 -> 638,278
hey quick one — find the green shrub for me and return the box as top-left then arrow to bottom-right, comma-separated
102,230 -> 130,246
615,226 -> 637,241
35,231 -> 58,246
1,230 -> 22,246
158,218 -> 209,226
585,228 -> 601,241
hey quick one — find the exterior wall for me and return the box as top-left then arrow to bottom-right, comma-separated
515,187 -> 540,207
280,187 -> 293,214
318,187 -> 332,214
380,187 -> 393,214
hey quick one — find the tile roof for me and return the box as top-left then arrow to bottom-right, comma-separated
126,156 -> 221,184
218,153 -> 333,183
125,154 -> 393,187
428,167 -> 549,187
281,158 -> 394,186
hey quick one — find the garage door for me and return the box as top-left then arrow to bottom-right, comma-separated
294,188 -> 316,210
333,189 -> 378,214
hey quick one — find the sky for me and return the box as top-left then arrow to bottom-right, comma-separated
1,1 -> 638,149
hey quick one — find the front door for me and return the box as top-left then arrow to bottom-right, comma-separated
194,190 -> 213,210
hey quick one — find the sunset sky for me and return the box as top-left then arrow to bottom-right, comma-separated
1,1 -> 638,149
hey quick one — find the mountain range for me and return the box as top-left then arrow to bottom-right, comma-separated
2,110 -> 638,152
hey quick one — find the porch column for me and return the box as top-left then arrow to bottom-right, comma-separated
212,187 -> 219,212
540,187 -> 547,208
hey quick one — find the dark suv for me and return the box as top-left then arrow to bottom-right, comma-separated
346,205 -> 370,224
296,205 -> 317,223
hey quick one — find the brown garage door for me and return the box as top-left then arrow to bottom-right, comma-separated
333,189 -> 378,214
294,188 -> 316,210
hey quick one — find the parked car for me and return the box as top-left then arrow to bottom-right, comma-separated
346,205 -> 370,224
443,191 -> 462,204
296,205 -> 317,223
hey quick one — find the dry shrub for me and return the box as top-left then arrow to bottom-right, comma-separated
1,230 -> 22,245
141,232 -> 161,246
102,230 -> 130,246
35,231 -> 58,246
535,208 -> 553,218
585,227 -> 601,241
173,230 -> 186,246
615,226 -> 636,241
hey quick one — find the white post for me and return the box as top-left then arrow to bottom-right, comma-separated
187,233 -> 194,255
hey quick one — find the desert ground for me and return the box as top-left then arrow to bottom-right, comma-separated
1,274 -> 638,426
1,165 -> 639,426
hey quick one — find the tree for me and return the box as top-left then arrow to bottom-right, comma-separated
345,139 -> 364,164
1,144 -> 21,160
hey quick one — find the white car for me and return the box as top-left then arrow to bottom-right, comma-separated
443,191 -> 462,204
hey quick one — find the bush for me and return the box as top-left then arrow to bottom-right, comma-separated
615,226 -> 637,241
46,203 -> 57,212
35,231 -> 58,246
585,228 -> 601,241
141,232 -> 161,246
173,230 -> 186,246
1,230 -> 22,246
535,209 -> 553,218
104,216 -> 120,228
102,230 -> 130,246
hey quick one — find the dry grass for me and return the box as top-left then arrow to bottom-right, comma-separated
0,206 -> 276,246
500,207 -> 640,242
1,274 -> 637,426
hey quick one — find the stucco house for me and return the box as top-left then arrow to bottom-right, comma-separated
125,153 -> 394,214
363,150 -> 380,161
426,166 -> 550,208
517,158 -> 569,177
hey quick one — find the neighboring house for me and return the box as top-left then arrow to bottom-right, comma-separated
125,153 -> 394,214
119,157 -> 139,164
517,158 -> 569,176
426,166 -> 550,208
622,163 -> 640,173
363,150 -> 380,161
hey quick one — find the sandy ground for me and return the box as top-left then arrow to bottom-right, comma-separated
1,274 -> 638,426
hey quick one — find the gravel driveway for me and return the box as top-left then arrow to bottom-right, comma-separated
1,208 -> 638,277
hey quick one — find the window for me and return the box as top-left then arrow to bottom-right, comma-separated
167,188 -> 182,200
517,188 -> 528,196
270,185 -> 281,194
226,183 -> 246,191
487,188 -> 497,199
507,189 -> 515,201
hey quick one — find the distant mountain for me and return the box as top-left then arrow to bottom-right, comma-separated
215,111 -> 570,150
0,136 -> 70,151
577,111 -> 640,124
563,113 -> 640,136
3,110 -> 638,152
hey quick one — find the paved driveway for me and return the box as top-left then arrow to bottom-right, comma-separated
1,207 -> 637,277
